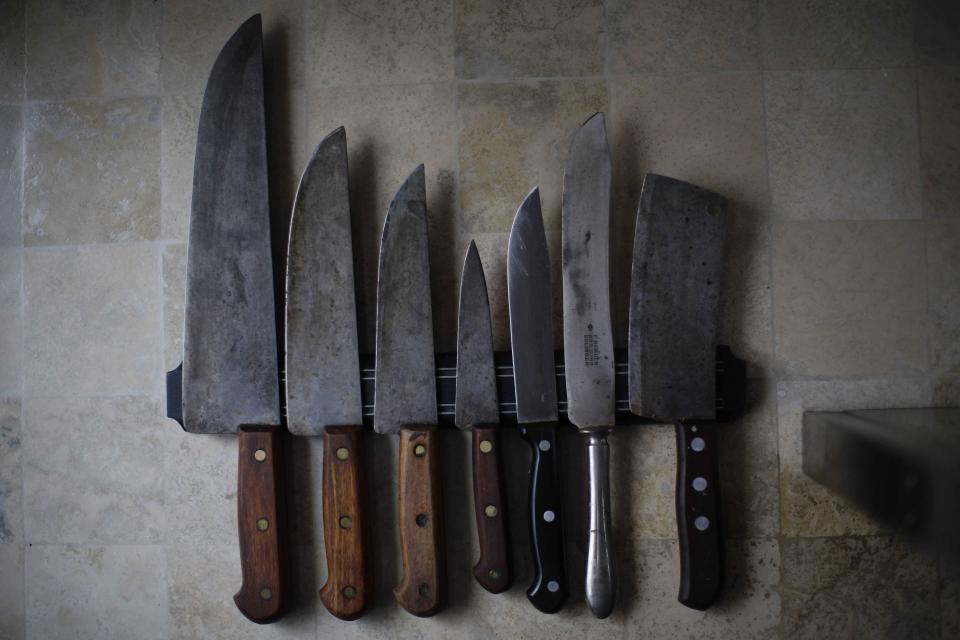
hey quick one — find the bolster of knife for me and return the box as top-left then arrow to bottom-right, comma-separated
675,421 -> 722,610
320,425 -> 368,620
395,426 -> 445,616
471,425 -> 512,593
234,425 -> 287,623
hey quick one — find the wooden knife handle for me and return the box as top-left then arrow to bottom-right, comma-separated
395,426 -> 445,616
471,426 -> 512,593
675,421 -> 722,610
519,423 -> 567,613
235,426 -> 286,623
320,426 -> 368,620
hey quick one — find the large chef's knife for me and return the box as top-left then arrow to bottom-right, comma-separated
178,15 -> 285,623
285,127 -> 367,620
507,188 -> 567,613
374,166 -> 445,617
455,241 -> 512,594
628,174 -> 728,610
561,113 -> 616,618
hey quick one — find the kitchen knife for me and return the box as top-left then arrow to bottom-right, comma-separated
628,174 -> 728,610
179,15 -> 285,623
285,127 -> 367,620
507,188 -> 567,613
455,241 -> 512,594
561,112 -> 616,618
374,166 -> 445,617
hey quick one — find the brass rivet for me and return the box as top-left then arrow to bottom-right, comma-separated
484,504 -> 498,518
256,518 -> 269,532
254,449 -> 267,462
342,586 -> 357,599
413,444 -> 427,457
479,439 -> 493,453
260,587 -> 272,600
339,516 -> 353,530
336,447 -> 349,460
488,568 -> 501,580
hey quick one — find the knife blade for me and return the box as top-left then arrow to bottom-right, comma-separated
179,14 -> 285,623
284,126 -> 367,620
455,241 -> 512,594
507,187 -> 567,613
628,173 -> 728,610
561,112 -> 616,618
374,165 -> 445,617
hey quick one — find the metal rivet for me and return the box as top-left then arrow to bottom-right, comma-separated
488,569 -> 501,580
543,510 -> 555,523
479,439 -> 493,454
538,439 -> 551,452
336,447 -> 349,460
692,477 -> 708,492
484,504 -> 498,518
342,586 -> 357,600
694,516 -> 710,531
254,449 -> 267,462
260,587 -> 272,600
414,444 -> 427,457
256,518 -> 269,532
547,580 -> 560,593
418,583 -> 431,599
416,513 -> 428,528
691,425 -> 698,433
691,437 -> 706,452
339,516 -> 353,530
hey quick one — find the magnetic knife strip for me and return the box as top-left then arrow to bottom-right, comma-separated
168,345 -> 746,428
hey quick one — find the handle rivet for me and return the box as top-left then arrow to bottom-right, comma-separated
416,513 -> 428,527
484,504 -> 498,518
538,439 -> 551,452
336,447 -> 349,460
253,449 -> 267,462
418,583 -> 431,599
414,444 -> 427,457
543,510 -> 555,523
691,437 -> 706,452
692,476 -> 708,491
339,516 -> 353,530
488,568 -> 501,580
259,587 -> 272,600
342,586 -> 357,599
256,517 -> 269,532
479,439 -> 493,453
694,516 -> 710,531
547,580 -> 560,593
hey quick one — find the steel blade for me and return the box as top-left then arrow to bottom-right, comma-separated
182,15 -> 279,434
374,165 -> 437,433
561,112 -> 615,431
507,188 -> 558,424
455,241 -> 499,429
284,127 -> 361,436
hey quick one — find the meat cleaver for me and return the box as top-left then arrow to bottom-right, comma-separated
628,174 -> 728,610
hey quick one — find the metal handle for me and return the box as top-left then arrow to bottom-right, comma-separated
585,432 -> 615,618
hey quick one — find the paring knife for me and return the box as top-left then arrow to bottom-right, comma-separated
507,188 -> 567,613
178,15 -> 286,623
561,112 -> 616,618
284,127 -> 368,620
374,166 -> 445,617
455,241 -> 512,594
628,174 -> 728,610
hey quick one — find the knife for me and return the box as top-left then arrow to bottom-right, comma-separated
374,165 -> 445,617
507,187 -> 567,613
284,127 -> 367,620
628,173 -> 728,610
455,241 -> 512,594
561,112 -> 616,618
178,15 -> 285,623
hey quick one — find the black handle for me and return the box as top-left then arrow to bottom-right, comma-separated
675,421 -> 721,610
519,423 -> 567,613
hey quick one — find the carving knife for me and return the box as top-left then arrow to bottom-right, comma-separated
507,187 -> 567,613
561,112 -> 616,618
284,127 -> 367,620
374,166 -> 445,617
455,241 -> 512,594
628,174 -> 728,610
178,15 -> 285,623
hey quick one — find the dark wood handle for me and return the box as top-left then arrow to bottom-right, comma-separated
675,421 -> 722,610
319,426 -> 368,620
471,426 -> 512,593
394,426 -> 445,616
518,423 -> 567,613
235,426 -> 286,623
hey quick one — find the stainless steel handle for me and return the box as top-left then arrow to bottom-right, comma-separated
585,432 -> 615,618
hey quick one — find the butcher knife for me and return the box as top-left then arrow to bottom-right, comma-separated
561,112 -> 616,618
374,166 -> 445,617
628,174 -> 728,610
507,188 -> 567,613
455,241 -> 512,594
178,15 -> 285,623
285,127 -> 367,620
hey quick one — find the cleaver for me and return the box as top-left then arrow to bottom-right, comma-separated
628,174 -> 728,610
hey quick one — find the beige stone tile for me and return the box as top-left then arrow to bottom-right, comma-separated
772,221 -> 928,378
455,0 -> 603,79
765,69 -> 921,221
914,0 -> 960,66
25,544 -> 168,639
0,544 -> 24,640
162,0 -> 305,97
619,425 -> 676,539
0,104 -> 22,248
606,0 -> 760,73
23,243 -> 161,396
458,80 -> 608,234
0,0 -> 24,102
0,398 -> 22,544
780,536 -> 939,639
719,220 -> 772,378
776,377 -> 932,537
0,250 -> 21,395
919,66 -> 960,219
25,0 -> 160,100
307,82 -> 457,349
162,243 -> 185,372
761,0 -> 913,69
927,219 -> 960,291
931,287 -> 960,377
22,396 -> 165,544
24,98 -> 161,245
307,0 -> 452,88
160,95 -> 199,242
